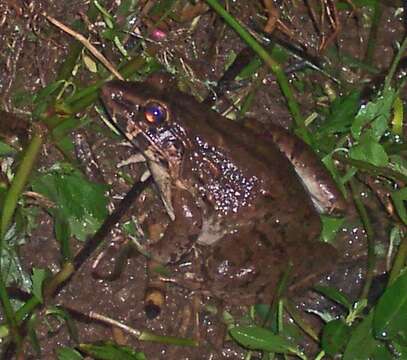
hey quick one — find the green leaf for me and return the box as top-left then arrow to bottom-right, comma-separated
93,0 -> 114,29
344,311 -> 393,360
389,154 -> 407,178
229,325 -> 297,354
392,187 -> 407,225
337,0 -> 378,9
393,341 -> 407,359
31,268 -> 50,303
51,115 -> 90,154
1,226 -> 32,289
46,306 -> 79,343
254,304 -> 272,321
57,347 -> 84,360
236,56 -> 262,80
319,90 -> 361,135
12,89 -> 36,108
320,215 -> 345,243
314,285 -> 352,309
27,313 -> 41,356
0,141 -> 17,156
391,96 -> 403,135
321,319 -> 351,356
82,54 -> 98,73
31,164 -> 109,242
373,270 -> 407,345
349,134 -> 389,167
347,300 -> 368,324
54,215 -> 72,260
351,88 -> 396,140
33,80 -> 65,104
79,342 -> 146,360
389,225 -> 403,248
32,80 -> 65,118
101,28 -> 118,41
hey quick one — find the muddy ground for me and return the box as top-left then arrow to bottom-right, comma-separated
0,1 -> 405,359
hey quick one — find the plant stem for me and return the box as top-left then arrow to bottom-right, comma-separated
388,232 -> 407,286
64,56 -> 146,114
0,132 -> 43,351
204,0 -> 309,143
363,1 -> 381,67
385,35 -> 407,90
349,178 -> 375,300
333,153 -> 407,184
0,133 -> 43,240
0,273 -> 22,346
0,1 -> 104,349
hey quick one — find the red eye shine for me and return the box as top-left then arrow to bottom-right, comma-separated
145,102 -> 167,125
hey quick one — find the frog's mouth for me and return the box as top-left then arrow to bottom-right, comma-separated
100,82 -> 160,154
101,81 -> 185,172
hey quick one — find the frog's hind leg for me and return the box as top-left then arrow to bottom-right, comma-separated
144,259 -> 167,319
144,248 -> 206,319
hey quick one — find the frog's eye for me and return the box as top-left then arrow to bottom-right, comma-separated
144,102 -> 167,126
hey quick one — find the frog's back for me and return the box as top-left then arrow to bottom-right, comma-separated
166,88 -> 321,241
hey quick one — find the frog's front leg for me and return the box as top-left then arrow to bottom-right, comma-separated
150,187 -> 203,264
144,187 -> 202,318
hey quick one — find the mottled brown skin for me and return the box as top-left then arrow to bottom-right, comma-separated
100,74 -> 338,303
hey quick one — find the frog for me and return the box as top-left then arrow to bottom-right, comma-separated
99,73 -> 346,305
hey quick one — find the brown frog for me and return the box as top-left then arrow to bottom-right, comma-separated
100,73 -> 346,304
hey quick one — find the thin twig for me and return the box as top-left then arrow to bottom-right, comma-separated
88,311 -> 198,346
43,13 -> 124,81
89,311 -> 142,337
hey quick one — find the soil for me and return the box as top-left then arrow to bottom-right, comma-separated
0,1 -> 405,359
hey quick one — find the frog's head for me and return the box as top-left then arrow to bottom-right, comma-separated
100,76 -> 190,176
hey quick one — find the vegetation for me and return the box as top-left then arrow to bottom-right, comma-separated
0,0 -> 406,358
